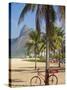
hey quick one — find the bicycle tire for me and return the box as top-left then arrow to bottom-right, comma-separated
48,75 -> 58,85
30,76 -> 41,86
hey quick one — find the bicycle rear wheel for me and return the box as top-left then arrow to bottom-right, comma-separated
48,75 -> 58,85
30,76 -> 41,86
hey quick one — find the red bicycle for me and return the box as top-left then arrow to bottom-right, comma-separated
30,68 -> 58,86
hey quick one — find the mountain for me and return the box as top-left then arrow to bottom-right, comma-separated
10,25 -> 31,58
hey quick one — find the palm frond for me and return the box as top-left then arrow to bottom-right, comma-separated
36,5 -> 41,33
31,4 -> 37,12
18,4 -> 32,24
50,6 -> 56,22
60,6 -> 65,19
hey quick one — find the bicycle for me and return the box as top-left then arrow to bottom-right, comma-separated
30,68 -> 58,86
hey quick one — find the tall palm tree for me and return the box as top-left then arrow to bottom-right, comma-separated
53,27 -> 64,67
25,30 -> 40,69
49,26 -> 64,67
18,4 -> 65,85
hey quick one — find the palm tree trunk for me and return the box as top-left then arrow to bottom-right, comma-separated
54,49 -> 55,57
45,6 -> 50,85
35,53 -> 37,69
45,37 -> 50,85
59,49 -> 61,67
34,45 -> 37,70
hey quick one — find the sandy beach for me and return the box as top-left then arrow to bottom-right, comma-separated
9,58 -> 65,87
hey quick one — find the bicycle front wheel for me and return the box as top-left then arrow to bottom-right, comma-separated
30,76 -> 41,86
49,75 -> 58,85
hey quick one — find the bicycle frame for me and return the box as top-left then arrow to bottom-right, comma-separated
36,68 -> 58,82
30,68 -> 58,85
37,72 -> 45,81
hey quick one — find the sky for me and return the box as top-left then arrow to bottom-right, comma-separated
9,3 -> 64,39
10,3 -> 36,39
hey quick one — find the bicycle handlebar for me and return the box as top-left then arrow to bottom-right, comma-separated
36,68 -> 58,73
49,69 -> 58,73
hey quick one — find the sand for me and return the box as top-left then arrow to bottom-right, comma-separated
9,58 -> 65,87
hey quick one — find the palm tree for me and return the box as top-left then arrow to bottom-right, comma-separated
53,27 -> 64,67
25,30 -> 40,69
48,26 -> 64,67
18,4 -> 65,85
51,26 -> 64,67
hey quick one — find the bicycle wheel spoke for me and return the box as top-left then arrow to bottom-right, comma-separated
49,75 -> 58,85
30,76 -> 41,86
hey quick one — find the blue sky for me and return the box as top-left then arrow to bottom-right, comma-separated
10,3 -> 36,39
10,3 -> 63,39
